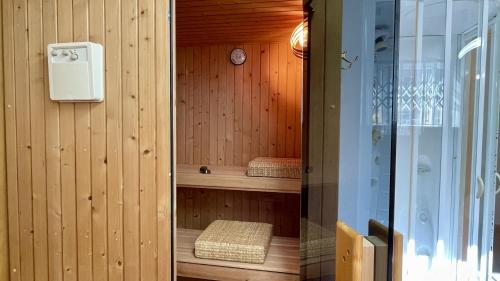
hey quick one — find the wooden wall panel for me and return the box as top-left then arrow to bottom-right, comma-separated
176,0 -> 303,45
177,187 -> 300,237
3,1 -> 20,280
155,0 -> 171,279
122,0 -> 140,279
2,1 -> 172,281
176,42 -> 302,167
42,0 -> 62,280
0,0 -> 8,279
74,0 -> 93,278
29,0 -> 49,280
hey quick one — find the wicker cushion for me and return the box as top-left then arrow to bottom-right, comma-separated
247,157 -> 301,179
300,220 -> 336,260
194,220 -> 273,264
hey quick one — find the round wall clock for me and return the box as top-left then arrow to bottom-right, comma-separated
230,48 -> 247,65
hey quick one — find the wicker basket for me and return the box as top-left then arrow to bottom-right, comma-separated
194,220 -> 273,264
247,157 -> 301,179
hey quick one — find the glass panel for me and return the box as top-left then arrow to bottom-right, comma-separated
301,0 -> 398,280
477,20 -> 498,279
300,0 -> 338,279
394,0 -> 499,280
370,0 -> 398,228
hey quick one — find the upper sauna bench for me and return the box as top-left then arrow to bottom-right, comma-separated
176,164 -> 301,194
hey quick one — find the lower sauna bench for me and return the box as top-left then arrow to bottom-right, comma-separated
177,228 -> 300,281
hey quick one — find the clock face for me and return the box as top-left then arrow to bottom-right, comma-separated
230,48 -> 247,65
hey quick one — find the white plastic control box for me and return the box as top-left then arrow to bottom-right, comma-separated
47,42 -> 104,102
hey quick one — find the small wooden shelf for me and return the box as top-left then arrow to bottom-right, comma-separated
176,165 -> 301,194
177,228 -> 300,281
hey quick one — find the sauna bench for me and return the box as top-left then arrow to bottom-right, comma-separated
176,164 -> 301,194
177,228 -> 300,281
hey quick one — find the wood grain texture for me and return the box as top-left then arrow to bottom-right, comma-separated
336,221 -> 363,281
2,0 -> 173,280
3,2 -> 21,280
176,43 -> 302,167
88,0 -> 108,279
30,0 -> 49,278
105,0 -> 123,280
156,0 -> 172,278
176,0 -> 303,45
177,165 -> 301,194
177,187 -> 300,237
178,261 -> 299,281
3,2 -> 22,280
368,220 -> 403,281
73,1 -> 92,280
42,0 -> 62,280
138,0 -> 158,279
121,0 -> 140,279
362,239 -> 375,281
0,0 -> 8,279
14,1 -> 35,280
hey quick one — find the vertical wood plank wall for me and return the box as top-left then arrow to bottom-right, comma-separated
2,0 -> 172,280
0,0 -> 8,279
176,42 -> 302,167
176,41 -> 303,238
177,187 -> 300,237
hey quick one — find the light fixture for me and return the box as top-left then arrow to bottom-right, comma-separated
458,37 -> 481,59
290,19 -> 308,59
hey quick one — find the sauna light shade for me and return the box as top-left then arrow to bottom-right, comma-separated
290,20 -> 308,59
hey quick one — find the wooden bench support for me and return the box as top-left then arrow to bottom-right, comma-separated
368,219 -> 403,281
336,221 -> 375,281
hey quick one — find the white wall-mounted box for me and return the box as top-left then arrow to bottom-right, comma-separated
47,42 -> 104,102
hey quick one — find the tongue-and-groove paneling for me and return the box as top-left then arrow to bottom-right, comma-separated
0,1 -> 7,279
176,187 -> 300,237
176,42 -> 303,166
2,0 -> 172,280
176,0 -> 304,45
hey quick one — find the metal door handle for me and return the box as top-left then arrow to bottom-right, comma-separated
476,176 -> 485,199
495,172 -> 500,195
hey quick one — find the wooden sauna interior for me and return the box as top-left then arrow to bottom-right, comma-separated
175,0 -> 304,280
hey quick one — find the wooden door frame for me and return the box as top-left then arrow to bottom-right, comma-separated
301,0 -> 342,279
0,0 -> 8,279
171,0 -> 178,279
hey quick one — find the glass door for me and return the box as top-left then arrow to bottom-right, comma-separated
474,23 -> 499,280
449,12 -> 498,281
394,0 -> 499,280
301,0 -> 399,280
452,29 -> 490,280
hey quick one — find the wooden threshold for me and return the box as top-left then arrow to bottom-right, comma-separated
176,165 -> 301,194
177,228 -> 300,281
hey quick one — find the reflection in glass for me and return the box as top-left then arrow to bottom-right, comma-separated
300,0 -> 398,280
394,0 -> 499,280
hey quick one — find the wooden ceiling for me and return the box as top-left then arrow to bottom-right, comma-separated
176,0 -> 305,45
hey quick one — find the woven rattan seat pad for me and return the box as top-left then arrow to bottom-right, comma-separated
194,220 -> 273,264
247,157 -> 301,179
